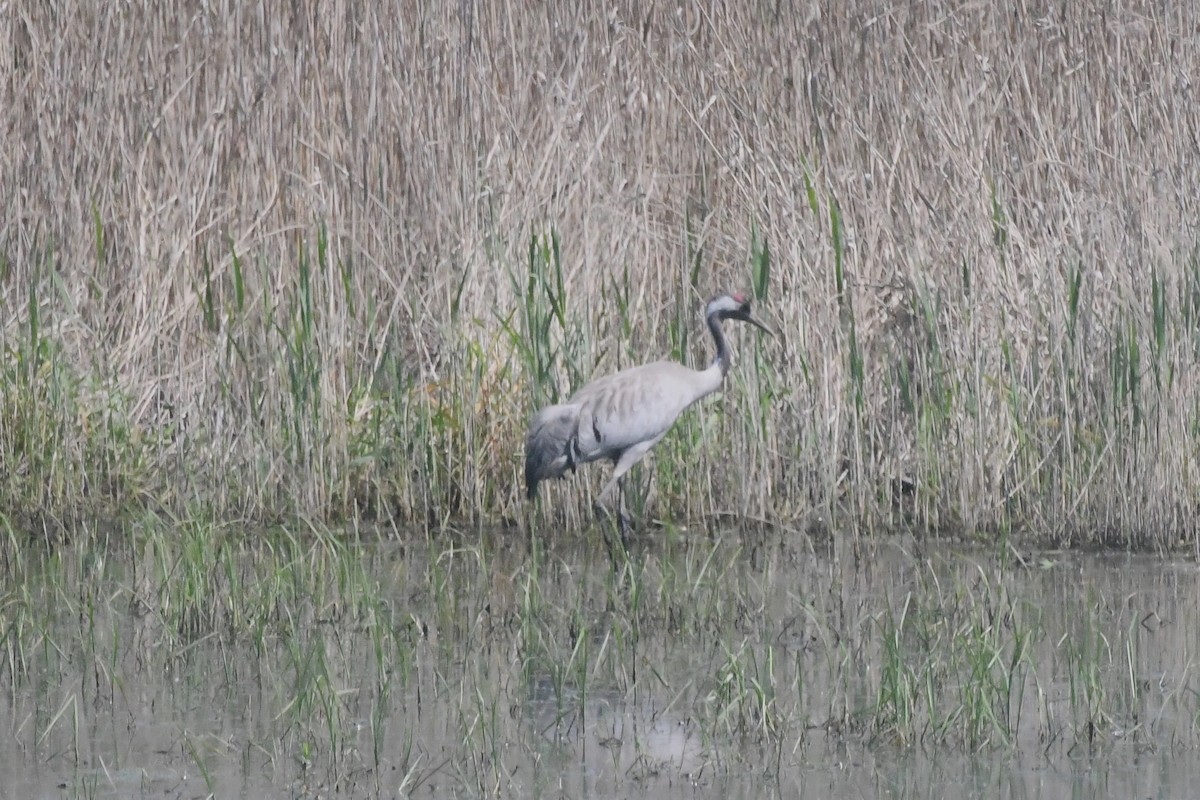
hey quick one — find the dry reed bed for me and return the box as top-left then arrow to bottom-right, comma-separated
2,1 -> 1199,545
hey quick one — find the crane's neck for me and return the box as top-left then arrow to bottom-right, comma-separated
707,311 -> 733,378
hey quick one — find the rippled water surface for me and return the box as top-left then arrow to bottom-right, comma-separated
3,527 -> 1198,798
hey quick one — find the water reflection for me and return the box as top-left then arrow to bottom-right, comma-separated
2,527 -> 1198,798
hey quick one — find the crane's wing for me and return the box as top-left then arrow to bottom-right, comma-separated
571,361 -> 714,458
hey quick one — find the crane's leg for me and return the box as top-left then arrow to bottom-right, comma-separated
617,481 -> 632,541
595,440 -> 656,541
595,478 -> 632,550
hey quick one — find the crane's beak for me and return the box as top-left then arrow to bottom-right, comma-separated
726,295 -> 775,336
734,306 -> 775,336
745,313 -> 775,336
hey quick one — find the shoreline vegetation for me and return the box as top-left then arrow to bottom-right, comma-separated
3,3 -> 1200,549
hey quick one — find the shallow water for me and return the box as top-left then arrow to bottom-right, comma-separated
2,527 -> 1199,798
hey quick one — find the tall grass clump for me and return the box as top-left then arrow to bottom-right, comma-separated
2,2 -> 1200,546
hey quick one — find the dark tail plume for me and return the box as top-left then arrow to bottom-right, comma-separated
524,404 -> 580,499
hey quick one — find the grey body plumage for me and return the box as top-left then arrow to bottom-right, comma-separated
524,292 -> 772,536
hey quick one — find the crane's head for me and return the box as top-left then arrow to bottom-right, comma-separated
707,292 -> 774,335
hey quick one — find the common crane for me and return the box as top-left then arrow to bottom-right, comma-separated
524,291 -> 772,538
